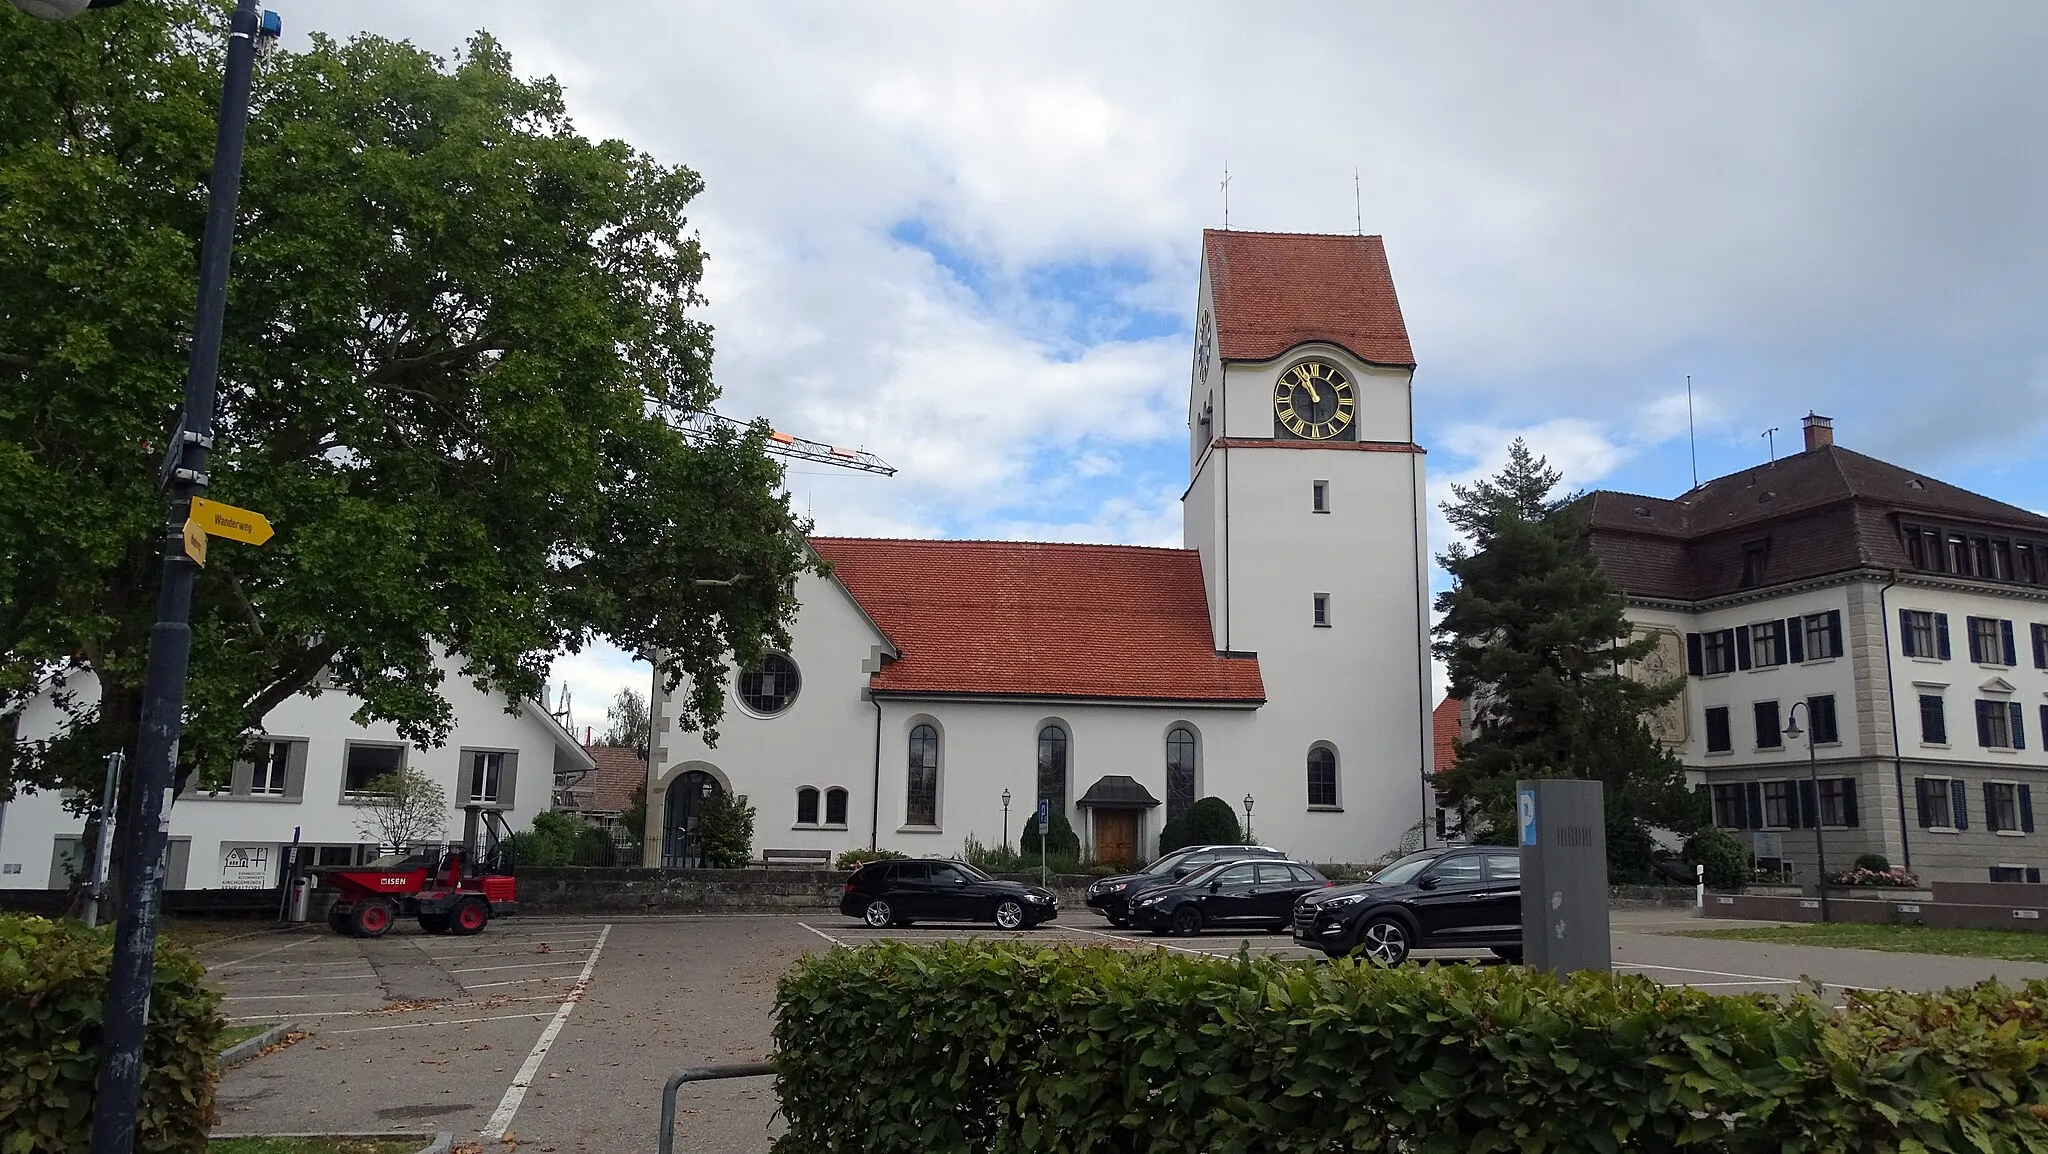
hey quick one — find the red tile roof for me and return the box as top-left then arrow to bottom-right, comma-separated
564,745 -> 645,814
809,538 -> 1265,703
1204,230 -> 1415,367
1432,696 -> 1462,773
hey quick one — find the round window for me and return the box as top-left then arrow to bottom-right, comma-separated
738,653 -> 800,716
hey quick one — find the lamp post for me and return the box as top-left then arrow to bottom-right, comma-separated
1000,788 -> 1012,848
1782,702 -> 1829,923
1242,793 -> 1255,843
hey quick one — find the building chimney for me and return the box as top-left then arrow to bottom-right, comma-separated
1802,412 -> 1834,451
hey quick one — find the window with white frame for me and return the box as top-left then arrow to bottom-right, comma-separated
1312,480 -> 1329,513
906,724 -> 940,827
250,740 -> 290,795
1701,631 -> 1734,675
1312,593 -> 1330,627
824,787 -> 849,827
1985,782 -> 2021,833
1762,781 -> 1794,828
467,751 -> 504,804
1803,613 -> 1840,659
1750,620 -> 1785,668
1916,777 -> 1957,829
1306,746 -> 1337,808
796,786 -> 820,826
343,743 -> 404,796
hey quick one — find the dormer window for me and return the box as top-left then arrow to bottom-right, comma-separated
1739,540 -> 1770,588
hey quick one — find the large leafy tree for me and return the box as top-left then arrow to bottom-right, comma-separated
1431,440 -> 1700,868
1,5 -> 811,815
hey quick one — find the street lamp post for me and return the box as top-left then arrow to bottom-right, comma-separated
1782,702 -> 1829,923
1000,788 -> 1011,848
1242,793 -> 1255,843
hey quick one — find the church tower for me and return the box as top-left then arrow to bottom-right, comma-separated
1182,230 -> 1433,862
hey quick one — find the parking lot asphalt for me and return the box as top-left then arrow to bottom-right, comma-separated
202,908 -> 2048,1154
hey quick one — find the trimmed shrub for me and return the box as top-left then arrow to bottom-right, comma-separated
1685,825 -> 1750,891
1181,796 -> 1242,846
1155,816 -> 1190,855
1855,852 -> 1892,872
772,941 -> 2048,1153
1,914 -> 221,1153
834,848 -> 906,870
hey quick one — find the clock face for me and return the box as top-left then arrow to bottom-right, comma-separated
1193,311 -> 1214,384
1273,359 -> 1355,440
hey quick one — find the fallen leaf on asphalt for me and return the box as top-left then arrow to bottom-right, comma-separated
534,943 -> 552,954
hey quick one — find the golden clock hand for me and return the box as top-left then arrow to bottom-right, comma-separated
1302,380 -> 1319,404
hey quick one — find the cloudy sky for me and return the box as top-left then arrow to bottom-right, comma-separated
288,2 -> 2048,726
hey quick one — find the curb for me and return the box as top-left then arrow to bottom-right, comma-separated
216,1020 -> 298,1070
209,1131 -> 449,1154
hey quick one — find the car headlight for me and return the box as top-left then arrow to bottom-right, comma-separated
1101,881 -> 1127,893
1320,894 -> 1368,911
1024,892 -> 1052,903
1133,894 -> 1166,907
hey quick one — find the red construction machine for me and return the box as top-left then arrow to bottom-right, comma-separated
314,805 -> 518,938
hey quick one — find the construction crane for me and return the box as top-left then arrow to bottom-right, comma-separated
667,409 -> 896,476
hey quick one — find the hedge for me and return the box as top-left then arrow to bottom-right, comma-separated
772,941 -> 2048,1153
0,915 -> 221,1154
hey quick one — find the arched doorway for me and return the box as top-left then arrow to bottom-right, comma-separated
661,770 -> 724,868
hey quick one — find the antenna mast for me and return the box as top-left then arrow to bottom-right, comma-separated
1354,168 -> 1363,234
1686,374 -> 1698,490
1762,426 -> 1779,464
1220,161 -> 1230,230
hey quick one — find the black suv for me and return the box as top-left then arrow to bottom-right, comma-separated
1292,847 -> 1522,965
1128,858 -> 1329,935
841,858 -> 1058,930
1085,844 -> 1288,926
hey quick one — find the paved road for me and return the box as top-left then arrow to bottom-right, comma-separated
202,908 -> 2048,1154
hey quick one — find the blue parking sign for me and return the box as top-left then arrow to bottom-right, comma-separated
1036,798 -> 1049,831
1517,789 -> 1538,846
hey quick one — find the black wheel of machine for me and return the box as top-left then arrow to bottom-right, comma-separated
327,908 -> 354,937
351,900 -> 395,939
418,913 -> 452,934
450,897 -> 490,936
1170,905 -> 1204,937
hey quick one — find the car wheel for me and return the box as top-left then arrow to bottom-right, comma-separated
1491,947 -> 1524,964
862,899 -> 893,928
350,900 -> 395,939
1355,917 -> 1410,966
418,913 -> 451,934
450,897 -> 489,936
994,900 -> 1026,930
1170,905 -> 1203,937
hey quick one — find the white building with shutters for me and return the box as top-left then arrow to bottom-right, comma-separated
0,657 -> 592,891
1586,414 -> 2048,886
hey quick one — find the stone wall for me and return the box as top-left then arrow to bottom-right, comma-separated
1703,887 -> 2048,932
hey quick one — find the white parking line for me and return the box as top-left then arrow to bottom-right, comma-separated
207,937 -> 315,972
331,1011 -> 553,1035
1615,962 -> 1878,992
447,959 -> 589,974
460,974 -> 580,989
480,923 -> 611,1141
224,993 -> 565,1023
226,972 -> 379,986
796,922 -> 845,947
222,991 -> 385,1002
420,948 -> 595,964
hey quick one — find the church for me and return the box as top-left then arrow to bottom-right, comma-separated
643,229 -> 1435,868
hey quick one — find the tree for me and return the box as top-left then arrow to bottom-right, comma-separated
352,769 -> 448,852
1,6 -> 811,846
695,791 -> 755,869
1431,440 -> 1701,861
602,687 -> 650,752
1158,796 -> 1244,854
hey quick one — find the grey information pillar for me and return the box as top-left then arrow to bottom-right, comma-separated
1516,779 -> 1611,973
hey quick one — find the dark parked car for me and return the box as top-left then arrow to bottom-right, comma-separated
841,858 -> 1058,930
1128,858 -> 1330,935
1085,844 -> 1289,925
1292,847 -> 1522,965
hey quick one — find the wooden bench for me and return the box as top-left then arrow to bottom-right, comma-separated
761,848 -> 832,870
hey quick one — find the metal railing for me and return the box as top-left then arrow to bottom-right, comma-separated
657,1061 -> 776,1154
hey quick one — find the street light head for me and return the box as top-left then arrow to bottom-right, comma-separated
1783,718 -> 1803,740
1243,793 -> 1254,813
1000,788 -> 1011,806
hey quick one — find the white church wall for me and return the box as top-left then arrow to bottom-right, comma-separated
1216,343 -> 1414,445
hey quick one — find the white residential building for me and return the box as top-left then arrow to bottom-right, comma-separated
645,230 -> 1436,869
0,659 -> 592,890
1587,415 -> 2048,885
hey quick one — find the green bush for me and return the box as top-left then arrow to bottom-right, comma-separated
696,791 -> 756,868
772,941 -> 2048,1154
1,914 -> 221,1154
1182,796 -> 1242,846
834,848 -> 906,870
1855,852 -> 1892,872
1685,826 -> 1751,891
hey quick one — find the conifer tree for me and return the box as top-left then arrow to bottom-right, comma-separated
1431,441 -> 1700,873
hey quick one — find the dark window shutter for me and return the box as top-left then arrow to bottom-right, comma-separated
1977,701 -> 1995,747
1686,633 -> 1703,676
1786,618 -> 1804,663
1797,779 -> 1817,829
2021,785 -> 2036,834
497,751 -> 519,810
229,757 -> 254,797
2011,701 -> 2026,750
1899,609 -> 1917,657
2035,624 -> 2048,670
1746,781 -> 1764,830
1985,782 -> 2001,833
1735,625 -> 1753,670
283,740 -> 308,802
1842,778 -> 1859,827
1920,695 -> 1947,744
2001,619 -> 2018,666
1721,629 -> 1737,668
2030,868 -> 2042,884
1916,779 -> 1932,828
1967,619 -> 1984,664
1827,611 -> 1844,657
1951,779 -> 1969,830
1934,613 -> 1950,660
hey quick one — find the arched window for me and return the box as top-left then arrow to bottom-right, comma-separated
738,653 -> 801,716
796,787 -> 820,825
907,724 -> 940,827
824,787 -> 849,827
1307,746 -> 1338,808
1036,725 -> 1069,819
1166,727 -> 1197,822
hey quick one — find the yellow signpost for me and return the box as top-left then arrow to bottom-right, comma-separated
188,496 -> 273,546
181,519 -> 207,567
